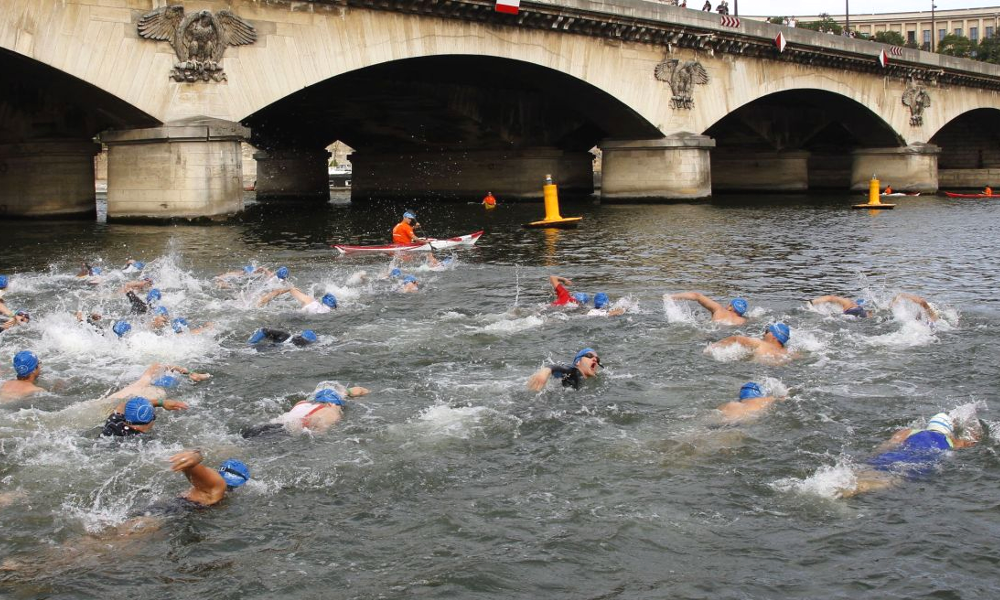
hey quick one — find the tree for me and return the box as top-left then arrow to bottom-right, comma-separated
938,33 -> 975,58
873,31 -> 906,46
799,14 -> 842,36
768,17 -> 784,25
975,36 -> 1000,64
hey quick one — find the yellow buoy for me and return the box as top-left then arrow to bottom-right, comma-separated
852,175 -> 895,210
523,174 -> 583,228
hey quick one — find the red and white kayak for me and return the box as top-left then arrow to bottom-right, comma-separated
333,230 -> 484,254
944,191 -> 998,198
882,192 -> 920,197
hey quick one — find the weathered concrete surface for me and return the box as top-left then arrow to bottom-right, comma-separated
850,145 -> 941,192
600,135 -> 714,200
0,141 -> 101,218
712,151 -> 810,192
253,148 -> 331,201
939,169 -> 999,189
101,119 -> 247,220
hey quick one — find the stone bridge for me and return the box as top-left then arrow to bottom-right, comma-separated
3,0 -> 1000,219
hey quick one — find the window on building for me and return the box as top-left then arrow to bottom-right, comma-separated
939,28 -> 946,41
955,27 -> 963,37
923,29 -> 931,49
987,26 -> 995,38
908,31 -> 916,44
971,26 -> 979,41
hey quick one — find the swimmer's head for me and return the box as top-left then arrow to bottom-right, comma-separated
926,413 -> 955,437
403,211 -> 416,221
571,292 -> 590,305
171,318 -> 188,333
218,459 -> 250,489
390,268 -> 402,278
247,328 -> 266,345
0,275 -> 8,289
146,289 -> 161,303
403,275 -> 417,285
292,330 -> 318,347
131,261 -> 145,271
573,347 -> 600,366
90,266 -> 102,275
153,306 -> 169,317
112,320 -> 131,338
243,265 -> 255,274
276,266 -> 290,280
152,375 -> 180,389
843,305 -> 868,318
729,298 -> 748,316
766,323 -> 790,346
594,293 -> 610,309
739,382 -> 765,400
321,293 -> 338,309
313,389 -> 345,406
124,397 -> 155,425
13,351 -> 39,378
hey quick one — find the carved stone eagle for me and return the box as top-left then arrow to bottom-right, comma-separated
138,6 -> 257,82
901,80 -> 931,127
655,59 -> 710,110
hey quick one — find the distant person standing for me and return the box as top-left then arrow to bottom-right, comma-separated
702,0 -> 711,10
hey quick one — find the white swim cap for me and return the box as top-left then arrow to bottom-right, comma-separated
926,413 -> 954,437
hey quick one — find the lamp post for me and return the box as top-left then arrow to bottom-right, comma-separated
931,2 -> 937,52
845,0 -> 850,35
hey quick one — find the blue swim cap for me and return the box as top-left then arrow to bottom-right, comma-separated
571,292 -> 590,304
276,267 -> 289,280
403,275 -> 417,284
12,351 -> 38,377
247,328 -> 266,345
153,306 -> 169,316
321,293 -> 337,309
171,318 -> 188,333
739,382 -> 765,400
132,261 -> 145,271
390,268 -> 402,278
403,211 -> 416,220
730,298 -> 749,316
112,320 -> 131,337
146,289 -> 161,303
0,275 -> 8,289
767,323 -> 791,346
856,298 -> 866,305
152,374 -> 180,389
124,397 -> 155,424
243,265 -> 255,274
300,330 -> 318,343
90,266 -> 102,275
594,293 -> 610,309
218,459 -> 250,488
843,306 -> 867,318
314,389 -> 345,406
573,347 -> 597,366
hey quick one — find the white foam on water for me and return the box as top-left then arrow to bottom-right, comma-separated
662,294 -> 698,324
390,403 -> 520,441
704,342 -> 752,363
771,457 -> 859,500
865,319 -> 938,348
482,314 -> 545,334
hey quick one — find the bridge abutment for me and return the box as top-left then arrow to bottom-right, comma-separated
0,141 -> 101,219
101,119 -> 248,221
599,135 -> 715,201
850,144 -> 941,192
253,148 -> 331,201
348,148 -> 593,202
712,150 -> 811,192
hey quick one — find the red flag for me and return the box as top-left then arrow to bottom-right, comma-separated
495,0 -> 520,14
775,32 -> 786,53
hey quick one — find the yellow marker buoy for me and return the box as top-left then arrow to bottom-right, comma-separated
852,175 -> 895,210
523,174 -> 583,228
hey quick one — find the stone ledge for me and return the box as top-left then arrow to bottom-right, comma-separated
102,118 -> 249,145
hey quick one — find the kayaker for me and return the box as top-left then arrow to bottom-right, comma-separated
808,295 -> 869,318
984,186 -> 993,196
716,382 -> 784,422
668,292 -> 748,325
708,323 -> 791,363
257,287 -> 338,314
482,192 -> 497,209
837,412 -> 981,498
883,185 -> 892,194
0,350 -> 45,401
392,211 -> 424,244
526,347 -> 602,391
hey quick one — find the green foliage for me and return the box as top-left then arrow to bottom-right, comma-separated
799,14 -> 842,36
975,36 -> 1000,63
938,33 -> 975,58
768,17 -> 784,24
873,31 -> 906,46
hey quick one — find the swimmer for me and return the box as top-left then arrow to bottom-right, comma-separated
0,351 -> 45,401
526,347 -> 602,391
392,211 -> 424,244
247,328 -> 318,348
76,262 -> 102,278
100,396 -> 189,437
401,275 -> 419,293
0,274 -> 12,317
257,287 -> 338,314
668,292 -> 748,325
122,259 -> 145,273
215,264 -> 264,283
709,322 -> 791,363
0,310 -> 30,333
548,275 -> 580,307
103,363 -> 210,404
890,293 -> 938,323
241,384 -> 371,437
808,295 -> 869,318
839,412 -> 981,498
75,310 -> 104,329
168,317 -> 212,335
586,292 -> 627,317
716,382 -> 784,422
112,320 -> 132,338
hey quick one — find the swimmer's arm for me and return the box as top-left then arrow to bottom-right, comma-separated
670,292 -> 722,314
257,287 -> 291,307
0,302 -> 13,317
527,367 -> 553,391
607,307 -> 626,317
166,365 -> 211,383
346,386 -> 370,398
119,280 -> 150,293
548,276 -> 571,290
0,318 -> 15,331
171,450 -> 226,505
891,293 -> 938,321
159,399 -> 189,411
873,428 -> 912,453
710,336 -> 759,350
809,296 -> 853,310
188,322 -> 213,335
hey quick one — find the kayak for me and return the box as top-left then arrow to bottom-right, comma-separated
882,192 -> 920,197
943,191 -> 997,198
333,230 -> 484,254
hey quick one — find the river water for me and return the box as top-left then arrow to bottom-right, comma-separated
0,191 -> 998,599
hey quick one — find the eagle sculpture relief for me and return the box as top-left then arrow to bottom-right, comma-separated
138,6 -> 257,82
654,59 -> 710,110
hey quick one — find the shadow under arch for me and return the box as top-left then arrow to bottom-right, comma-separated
703,89 -> 904,191
929,108 -> 1000,189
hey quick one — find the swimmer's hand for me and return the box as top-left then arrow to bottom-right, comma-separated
169,449 -> 203,472
189,372 -> 211,383
526,367 -> 553,392
348,386 -> 370,398
163,400 -> 189,411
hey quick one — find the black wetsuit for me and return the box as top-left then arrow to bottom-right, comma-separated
101,412 -> 145,437
549,364 -> 583,390
255,328 -> 313,348
126,291 -> 149,315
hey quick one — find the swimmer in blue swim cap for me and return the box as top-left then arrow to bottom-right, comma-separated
809,295 -> 870,318
1,309 -> 30,332
667,292 -> 749,325
248,328 -> 319,348
0,350 -> 46,400
257,287 -> 338,314
716,382 -> 785,422
102,363 -> 211,404
100,395 -> 190,438
401,275 -> 419,293
0,275 -> 11,318
241,382 -> 372,437
709,322 -> 792,363
112,320 -> 132,338
167,449 -> 250,506
526,347 -> 602,391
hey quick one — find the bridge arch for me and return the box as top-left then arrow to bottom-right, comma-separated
930,108 -> 1000,190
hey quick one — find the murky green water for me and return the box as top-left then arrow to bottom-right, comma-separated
0,191 -> 998,599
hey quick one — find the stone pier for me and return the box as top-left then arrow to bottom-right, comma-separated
253,148 -> 331,201
599,135 -> 715,201
850,144 -> 940,192
348,148 -> 594,202
0,141 -> 101,219
712,150 -> 810,192
101,118 -> 248,221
